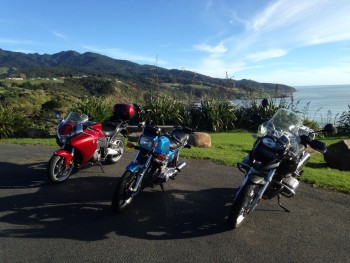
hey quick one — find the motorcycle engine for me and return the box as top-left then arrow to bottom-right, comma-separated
90,150 -> 100,163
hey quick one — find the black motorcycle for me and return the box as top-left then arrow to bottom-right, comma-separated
227,108 -> 335,229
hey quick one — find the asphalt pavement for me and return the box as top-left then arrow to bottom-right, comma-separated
0,143 -> 349,262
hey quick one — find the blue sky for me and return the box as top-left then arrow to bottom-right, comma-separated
1,0 -> 350,86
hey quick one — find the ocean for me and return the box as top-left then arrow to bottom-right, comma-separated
292,84 -> 350,124
234,84 -> 350,125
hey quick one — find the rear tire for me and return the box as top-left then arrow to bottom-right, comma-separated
107,138 -> 124,164
227,182 -> 261,229
47,155 -> 73,183
111,171 -> 137,213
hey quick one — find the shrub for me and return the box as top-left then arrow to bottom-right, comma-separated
337,105 -> 350,135
141,95 -> 187,126
196,97 -> 237,132
0,105 -> 30,138
70,96 -> 112,122
234,98 -> 289,131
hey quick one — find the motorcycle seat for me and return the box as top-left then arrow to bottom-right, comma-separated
167,129 -> 189,150
102,121 -> 122,137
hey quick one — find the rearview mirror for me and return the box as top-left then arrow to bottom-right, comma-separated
53,112 -> 62,120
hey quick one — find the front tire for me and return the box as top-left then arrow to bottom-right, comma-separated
227,182 -> 261,229
111,171 -> 137,213
107,138 -> 124,164
47,155 -> 73,183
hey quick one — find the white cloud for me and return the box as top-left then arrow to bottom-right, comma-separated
192,0 -> 350,85
239,63 -> 350,86
194,42 -> 227,56
246,49 -> 287,62
52,31 -> 68,41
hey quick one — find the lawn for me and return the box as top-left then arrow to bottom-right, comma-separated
181,132 -> 350,194
1,132 -> 349,193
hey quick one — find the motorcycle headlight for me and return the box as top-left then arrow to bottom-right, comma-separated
139,135 -> 155,150
262,137 -> 277,148
262,137 -> 285,152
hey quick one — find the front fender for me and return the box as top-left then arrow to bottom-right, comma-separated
54,149 -> 73,167
126,162 -> 143,173
248,173 -> 266,185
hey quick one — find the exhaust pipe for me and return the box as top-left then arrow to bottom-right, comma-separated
107,148 -> 121,155
162,162 -> 187,181
295,152 -> 311,175
176,162 -> 187,172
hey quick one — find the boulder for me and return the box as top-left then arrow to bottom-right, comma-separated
189,132 -> 211,148
324,140 -> 350,171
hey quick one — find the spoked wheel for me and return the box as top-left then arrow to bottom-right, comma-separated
227,182 -> 261,229
107,138 -> 124,164
111,171 -> 137,213
47,155 -> 73,183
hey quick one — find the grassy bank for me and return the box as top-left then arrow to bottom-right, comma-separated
1,132 -> 349,193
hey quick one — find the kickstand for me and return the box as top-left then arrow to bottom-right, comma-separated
160,183 -> 170,198
277,194 -> 290,212
97,162 -> 105,173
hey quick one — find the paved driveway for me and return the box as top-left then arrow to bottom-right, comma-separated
0,144 -> 349,262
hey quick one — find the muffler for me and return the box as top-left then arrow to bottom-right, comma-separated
161,162 -> 187,181
107,148 -> 121,155
296,152 -> 310,175
280,176 -> 300,197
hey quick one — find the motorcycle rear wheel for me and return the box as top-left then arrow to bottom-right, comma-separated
47,155 -> 73,183
227,182 -> 261,229
107,138 -> 124,164
111,171 -> 137,213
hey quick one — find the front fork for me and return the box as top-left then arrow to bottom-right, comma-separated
236,168 -> 276,210
129,152 -> 152,192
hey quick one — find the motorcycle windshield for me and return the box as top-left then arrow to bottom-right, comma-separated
259,108 -> 303,137
64,112 -> 89,123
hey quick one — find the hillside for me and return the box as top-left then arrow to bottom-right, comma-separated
0,48 -> 295,101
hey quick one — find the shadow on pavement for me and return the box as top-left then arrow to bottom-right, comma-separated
0,160 -> 238,241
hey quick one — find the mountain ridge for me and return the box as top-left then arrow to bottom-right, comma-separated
0,48 -> 296,97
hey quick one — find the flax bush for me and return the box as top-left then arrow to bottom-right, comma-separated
70,96 -> 112,122
337,105 -> 350,135
234,98 -> 289,131
196,98 -> 237,132
141,95 -> 187,126
0,105 -> 30,138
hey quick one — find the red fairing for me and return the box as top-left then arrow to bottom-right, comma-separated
70,128 -> 99,165
54,149 -> 73,167
90,122 -> 102,131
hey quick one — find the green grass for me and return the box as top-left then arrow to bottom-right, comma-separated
0,138 -> 57,147
1,132 -> 349,193
181,132 -> 350,194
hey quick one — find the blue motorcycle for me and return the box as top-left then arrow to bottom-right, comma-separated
111,124 -> 193,213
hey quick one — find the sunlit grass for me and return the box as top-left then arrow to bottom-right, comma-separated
1,132 -> 349,193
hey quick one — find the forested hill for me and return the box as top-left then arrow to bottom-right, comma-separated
0,48 -> 295,99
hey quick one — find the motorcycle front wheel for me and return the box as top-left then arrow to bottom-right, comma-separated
47,155 -> 73,183
227,182 -> 261,229
107,138 -> 124,164
111,171 -> 137,213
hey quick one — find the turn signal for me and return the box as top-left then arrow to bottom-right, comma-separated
157,155 -> 166,161
127,142 -> 135,148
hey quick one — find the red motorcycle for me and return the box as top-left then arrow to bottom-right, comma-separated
47,104 -> 135,183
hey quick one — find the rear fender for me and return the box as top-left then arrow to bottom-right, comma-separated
54,149 -> 73,167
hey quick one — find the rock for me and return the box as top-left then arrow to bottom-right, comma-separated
324,140 -> 350,171
189,132 -> 211,148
